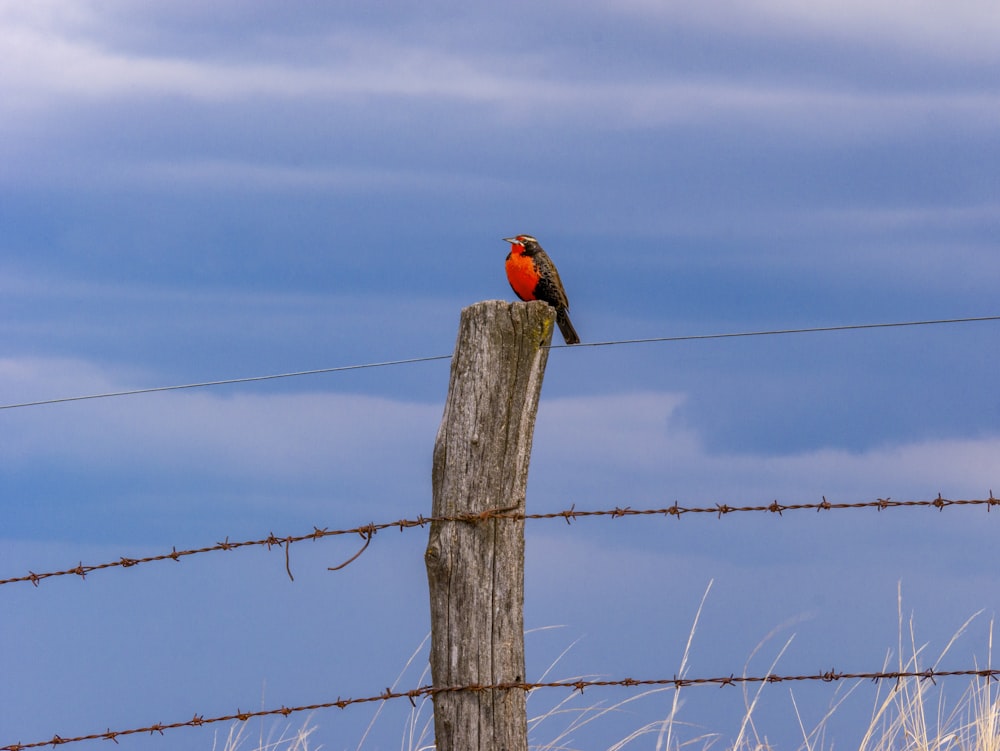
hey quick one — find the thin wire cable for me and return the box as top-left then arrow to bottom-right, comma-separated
0,354 -> 453,410
550,314 -> 1000,348
1,314 -> 997,410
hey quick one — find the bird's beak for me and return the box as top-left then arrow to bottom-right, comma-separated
503,237 -> 517,244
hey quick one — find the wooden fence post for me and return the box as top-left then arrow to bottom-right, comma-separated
425,299 -> 556,751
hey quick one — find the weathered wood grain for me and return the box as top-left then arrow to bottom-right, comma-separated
425,299 -> 555,751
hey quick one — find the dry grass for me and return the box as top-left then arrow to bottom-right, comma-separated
216,584 -> 998,751
520,583 -> 999,751
855,589 -> 998,751
213,713 -> 318,751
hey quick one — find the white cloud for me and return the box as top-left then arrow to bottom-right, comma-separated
607,0 -> 1000,64
0,360 -> 442,525
0,357 -> 441,482
1,0 -> 997,145
0,15 -> 526,105
4,361 -> 993,510
752,0 -> 1000,63
532,392 -> 1000,503
127,159 -> 516,195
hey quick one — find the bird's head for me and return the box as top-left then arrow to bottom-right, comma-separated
503,234 -> 539,250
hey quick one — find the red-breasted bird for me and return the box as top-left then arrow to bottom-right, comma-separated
504,234 -> 580,345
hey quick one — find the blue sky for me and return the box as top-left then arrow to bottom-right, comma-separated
2,1 -> 999,749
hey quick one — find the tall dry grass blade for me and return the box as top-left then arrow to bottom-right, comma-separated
355,632 -> 431,751
657,579 -> 714,751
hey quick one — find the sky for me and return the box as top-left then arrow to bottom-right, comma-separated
1,1 -> 999,749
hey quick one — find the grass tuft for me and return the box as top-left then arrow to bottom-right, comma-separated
214,584 -> 997,751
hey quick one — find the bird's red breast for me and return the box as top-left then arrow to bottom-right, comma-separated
505,241 -> 543,301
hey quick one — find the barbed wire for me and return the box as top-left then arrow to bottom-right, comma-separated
2,314 -> 996,411
4,667 -> 998,751
2,493 -> 995,588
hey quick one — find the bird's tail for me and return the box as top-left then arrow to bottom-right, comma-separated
556,309 -> 581,345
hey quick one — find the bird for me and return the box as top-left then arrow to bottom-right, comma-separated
504,234 -> 580,345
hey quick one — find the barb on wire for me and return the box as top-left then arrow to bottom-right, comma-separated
2,494 -> 997,588
4,667 -> 998,751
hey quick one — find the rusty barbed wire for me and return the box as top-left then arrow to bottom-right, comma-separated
2,493 -> 996,588
3,667 -> 998,751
